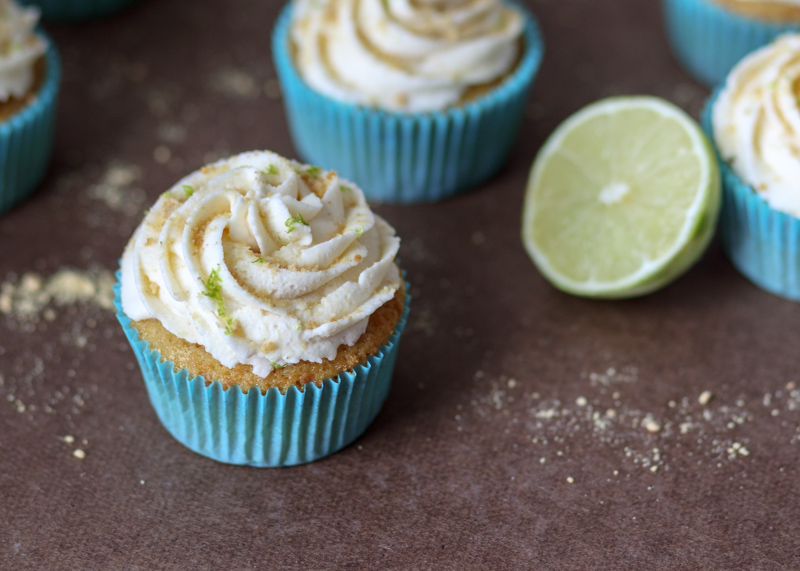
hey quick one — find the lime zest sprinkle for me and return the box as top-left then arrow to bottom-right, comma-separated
270,359 -> 287,370
340,184 -> 352,193
201,266 -> 234,335
285,212 -> 309,233
253,257 -> 265,264
304,165 -> 321,178
355,227 -> 364,237
182,185 -> 194,198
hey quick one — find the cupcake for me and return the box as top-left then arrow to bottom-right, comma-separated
703,34 -> 800,300
273,0 -> 544,203
0,0 -> 60,215
18,0 -> 141,21
663,0 -> 800,85
116,150 -> 410,466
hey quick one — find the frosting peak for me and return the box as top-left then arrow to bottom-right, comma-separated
121,151 -> 402,377
713,34 -> 800,217
0,0 -> 46,102
291,0 -> 525,112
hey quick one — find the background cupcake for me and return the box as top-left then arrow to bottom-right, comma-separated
0,0 -> 60,215
273,0 -> 544,203
19,0 -> 141,21
663,0 -> 800,85
117,150 -> 410,467
703,33 -> 800,300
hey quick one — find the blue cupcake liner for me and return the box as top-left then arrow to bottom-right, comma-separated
0,33 -> 60,215
662,0 -> 800,86
19,0 -> 141,21
272,2 -> 544,203
702,90 -> 800,301
115,272 -> 411,467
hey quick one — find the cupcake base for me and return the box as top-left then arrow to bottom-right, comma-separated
272,2 -> 544,204
703,91 -> 800,301
115,274 -> 411,467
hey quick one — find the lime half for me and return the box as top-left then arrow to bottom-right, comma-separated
522,96 -> 721,299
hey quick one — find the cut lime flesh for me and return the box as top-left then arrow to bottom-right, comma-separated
522,96 -> 721,299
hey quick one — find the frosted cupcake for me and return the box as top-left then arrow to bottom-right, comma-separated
0,0 -> 60,214
116,150 -> 410,466
663,0 -> 800,85
273,0 -> 544,203
704,34 -> 800,300
19,0 -> 141,21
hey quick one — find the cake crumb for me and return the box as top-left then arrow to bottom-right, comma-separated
698,390 -> 713,406
576,396 -> 587,407
566,476 -> 574,484
73,449 -> 86,460
644,419 -> 661,433
62,435 -> 75,444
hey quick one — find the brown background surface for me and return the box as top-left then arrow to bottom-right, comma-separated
2,0 -> 800,569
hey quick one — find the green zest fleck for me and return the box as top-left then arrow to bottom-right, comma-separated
355,227 -> 364,237
253,257 -> 265,264
340,184 -> 352,193
305,165 -> 321,178
201,266 -> 234,335
182,185 -> 194,198
266,164 -> 278,175
296,322 -> 302,331
270,359 -> 287,370
285,212 -> 310,233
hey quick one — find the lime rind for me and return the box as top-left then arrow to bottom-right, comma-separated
522,96 -> 721,299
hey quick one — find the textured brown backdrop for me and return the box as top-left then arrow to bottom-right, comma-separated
1,0 -> 799,569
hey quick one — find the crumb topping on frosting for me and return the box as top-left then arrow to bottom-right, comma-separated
120,151 -> 402,377
291,0 -> 524,112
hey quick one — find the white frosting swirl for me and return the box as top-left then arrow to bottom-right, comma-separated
291,0 -> 525,112
0,0 -> 46,102
713,34 -> 800,217
121,151 -> 402,377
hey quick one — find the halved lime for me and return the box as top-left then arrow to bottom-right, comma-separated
522,96 -> 721,299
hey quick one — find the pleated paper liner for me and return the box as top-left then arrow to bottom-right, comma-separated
272,1 -> 544,203
115,274 -> 411,467
663,0 -> 799,86
0,33 -> 60,215
703,90 -> 800,301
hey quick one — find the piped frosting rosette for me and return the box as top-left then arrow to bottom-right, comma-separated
713,33 -> 800,217
0,0 -> 47,101
292,0 -> 525,112
121,151 -> 402,377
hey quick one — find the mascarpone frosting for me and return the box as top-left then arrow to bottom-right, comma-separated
0,0 -> 46,102
713,34 -> 800,217
120,151 -> 402,377
291,0 -> 525,112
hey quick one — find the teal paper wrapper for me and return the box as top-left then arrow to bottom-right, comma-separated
272,2 -> 544,203
702,90 -> 800,301
662,0 -> 799,86
115,273 -> 411,467
19,0 -> 141,21
0,34 -> 60,215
